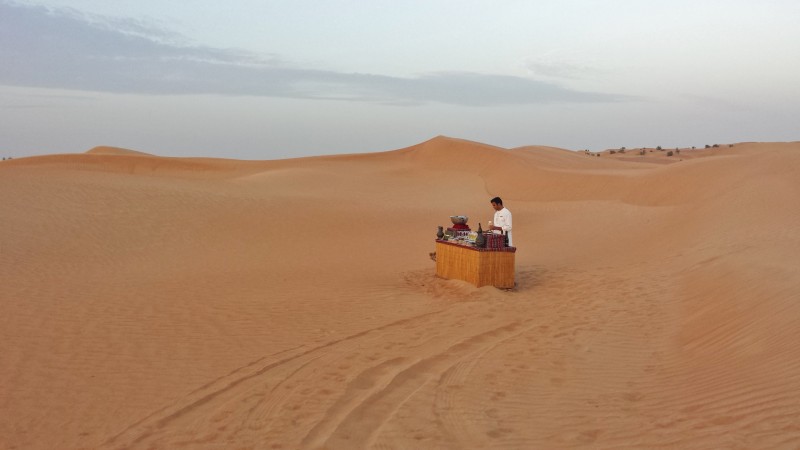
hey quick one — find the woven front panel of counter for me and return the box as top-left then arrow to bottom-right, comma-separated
435,241 -> 515,288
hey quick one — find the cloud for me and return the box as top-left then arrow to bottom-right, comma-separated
523,53 -> 601,80
0,1 -> 626,106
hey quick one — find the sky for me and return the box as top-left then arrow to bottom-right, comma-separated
1,0 -> 799,160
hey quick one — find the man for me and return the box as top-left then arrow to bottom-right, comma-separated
489,196 -> 513,247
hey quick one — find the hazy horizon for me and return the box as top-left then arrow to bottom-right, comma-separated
2,0 -> 799,159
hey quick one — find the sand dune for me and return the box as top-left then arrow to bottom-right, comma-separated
1,137 -> 799,449
85,146 -> 156,157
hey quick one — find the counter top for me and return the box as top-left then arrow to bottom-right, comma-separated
435,239 -> 516,252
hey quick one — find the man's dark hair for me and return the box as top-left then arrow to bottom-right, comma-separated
490,197 -> 503,205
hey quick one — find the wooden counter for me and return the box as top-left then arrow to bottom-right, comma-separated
434,240 -> 516,289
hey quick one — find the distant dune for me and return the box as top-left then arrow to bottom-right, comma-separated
86,145 -> 155,156
1,137 -> 799,449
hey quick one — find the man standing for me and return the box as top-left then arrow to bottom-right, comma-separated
489,197 -> 513,247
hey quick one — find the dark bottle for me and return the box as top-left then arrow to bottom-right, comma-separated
476,223 -> 486,247
437,225 -> 444,240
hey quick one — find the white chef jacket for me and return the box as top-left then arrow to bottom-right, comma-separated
493,207 -> 513,246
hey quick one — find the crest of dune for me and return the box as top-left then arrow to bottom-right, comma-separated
86,146 -> 155,156
1,137 -> 799,449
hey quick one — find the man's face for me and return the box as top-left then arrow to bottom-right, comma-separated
491,202 -> 502,211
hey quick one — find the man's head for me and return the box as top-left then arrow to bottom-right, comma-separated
490,197 -> 503,211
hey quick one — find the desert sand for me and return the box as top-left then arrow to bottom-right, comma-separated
1,136 -> 799,449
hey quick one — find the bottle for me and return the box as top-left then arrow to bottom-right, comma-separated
437,226 -> 444,240
476,223 -> 486,248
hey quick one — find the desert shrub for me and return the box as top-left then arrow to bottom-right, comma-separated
676,149 -> 680,154
639,150 -> 645,155
712,144 -> 719,148
705,144 -> 711,148
657,146 -> 662,150
667,151 -> 674,156
729,144 -> 734,147
610,150 -> 616,154
619,148 -> 625,153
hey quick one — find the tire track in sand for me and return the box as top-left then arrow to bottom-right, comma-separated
102,308 -> 446,449
302,320 -> 536,449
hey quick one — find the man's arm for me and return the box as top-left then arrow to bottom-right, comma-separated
501,210 -> 512,232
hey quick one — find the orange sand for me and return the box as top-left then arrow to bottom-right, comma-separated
1,137 -> 799,449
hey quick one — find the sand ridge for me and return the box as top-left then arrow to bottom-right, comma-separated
1,137 -> 799,449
